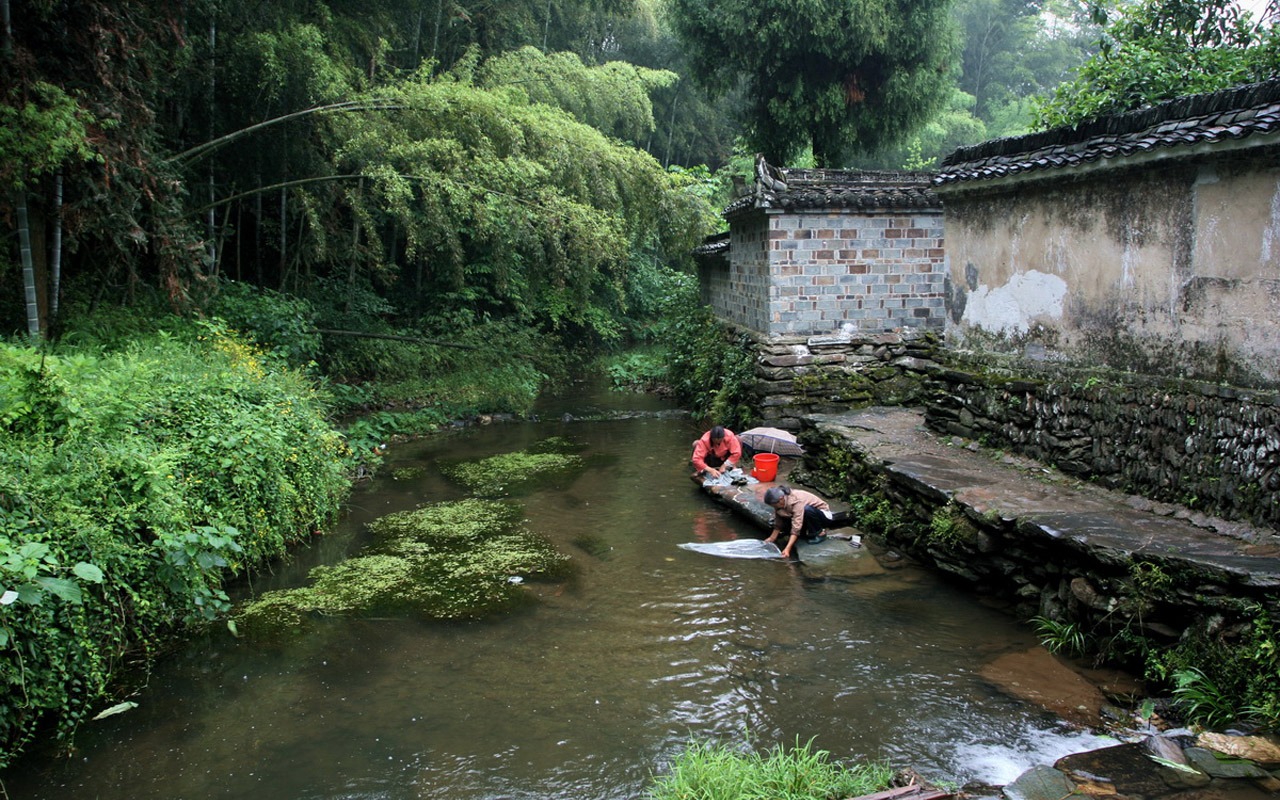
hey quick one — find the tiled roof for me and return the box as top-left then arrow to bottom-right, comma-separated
726,160 -> 940,216
937,77 -> 1280,186
693,231 -> 729,257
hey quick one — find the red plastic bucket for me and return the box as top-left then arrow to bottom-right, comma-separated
751,453 -> 779,482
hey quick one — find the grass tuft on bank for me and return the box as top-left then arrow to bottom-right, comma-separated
647,738 -> 896,800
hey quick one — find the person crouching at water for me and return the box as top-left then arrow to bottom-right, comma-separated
763,485 -> 849,559
691,425 -> 742,479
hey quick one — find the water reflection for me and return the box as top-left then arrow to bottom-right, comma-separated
6,406 -> 1118,799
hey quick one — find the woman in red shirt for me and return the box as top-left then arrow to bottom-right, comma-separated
691,425 -> 742,478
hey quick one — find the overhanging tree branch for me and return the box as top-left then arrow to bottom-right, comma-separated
171,99 -> 404,166
191,173 -> 554,215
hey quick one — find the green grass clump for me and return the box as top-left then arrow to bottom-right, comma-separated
648,738 -> 895,800
439,449 -> 584,496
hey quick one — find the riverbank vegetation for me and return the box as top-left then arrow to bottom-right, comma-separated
0,320 -> 350,767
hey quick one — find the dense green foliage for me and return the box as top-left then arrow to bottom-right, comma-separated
0,322 -> 350,767
647,738 -> 895,800
1035,0 -> 1280,128
634,269 -> 757,429
667,0 -> 957,165
1147,610 -> 1280,729
1,0 -> 717,351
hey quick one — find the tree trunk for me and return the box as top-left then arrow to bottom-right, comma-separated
1,0 -> 11,56
277,186 -> 287,290
254,170 -> 263,284
430,0 -> 443,67
50,172 -> 63,326
16,190 -> 41,338
542,0 -> 553,52
347,177 -> 363,310
205,18 -> 218,270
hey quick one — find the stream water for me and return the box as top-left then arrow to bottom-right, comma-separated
5,387 -> 1119,799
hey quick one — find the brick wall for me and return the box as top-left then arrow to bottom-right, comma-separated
706,207 -> 947,338
766,210 -> 946,336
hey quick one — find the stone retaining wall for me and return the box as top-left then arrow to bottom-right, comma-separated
745,328 -> 941,430
924,356 -> 1280,529
796,415 -> 1280,688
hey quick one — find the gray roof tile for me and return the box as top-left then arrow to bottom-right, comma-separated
937,78 -> 1280,186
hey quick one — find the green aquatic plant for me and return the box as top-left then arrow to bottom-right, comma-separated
233,499 -> 572,635
439,450 -> 584,496
527,436 -> 581,454
366,498 -> 524,545
647,738 -> 895,800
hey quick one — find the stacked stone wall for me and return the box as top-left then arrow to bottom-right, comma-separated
746,329 -> 941,430
925,358 -> 1280,529
798,422 -> 1280,672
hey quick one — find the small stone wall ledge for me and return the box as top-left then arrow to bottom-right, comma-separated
797,407 -> 1280,640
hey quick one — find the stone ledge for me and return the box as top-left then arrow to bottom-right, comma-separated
799,406 -> 1280,633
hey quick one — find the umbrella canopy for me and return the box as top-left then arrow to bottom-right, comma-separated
738,427 -> 805,456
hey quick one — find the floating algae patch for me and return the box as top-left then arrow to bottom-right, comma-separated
390,465 -> 426,480
571,532 -> 613,560
366,498 -> 524,546
526,436 -> 581,454
367,499 -> 572,584
231,588 -> 320,641
233,499 -> 572,640
439,449 -> 584,496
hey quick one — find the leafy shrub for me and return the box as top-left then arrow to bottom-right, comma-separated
204,279 -> 321,368
603,348 -> 669,392
658,272 -> 757,429
1148,610 -> 1280,729
0,321 -> 350,766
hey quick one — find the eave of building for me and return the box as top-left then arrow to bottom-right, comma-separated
935,77 -> 1280,197
933,129 -> 1280,197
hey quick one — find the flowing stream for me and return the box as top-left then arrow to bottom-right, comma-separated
5,387 -> 1119,799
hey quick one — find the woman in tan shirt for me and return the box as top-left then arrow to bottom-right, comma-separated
763,485 -> 847,558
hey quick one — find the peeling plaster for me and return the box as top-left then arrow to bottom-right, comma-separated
1264,182 -> 1280,264
961,270 -> 1069,335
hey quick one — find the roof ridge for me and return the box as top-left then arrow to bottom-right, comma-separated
942,77 -> 1280,169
